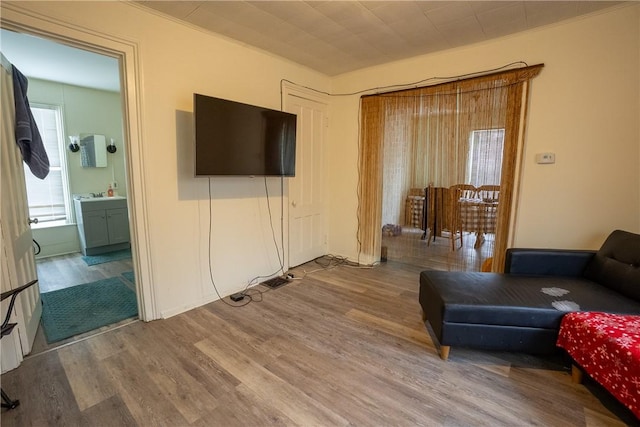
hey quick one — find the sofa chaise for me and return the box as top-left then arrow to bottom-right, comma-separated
419,229 -> 640,360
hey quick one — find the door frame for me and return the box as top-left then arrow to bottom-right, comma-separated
1,5 -> 157,321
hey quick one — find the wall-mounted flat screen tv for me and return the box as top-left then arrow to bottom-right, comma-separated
194,93 -> 297,177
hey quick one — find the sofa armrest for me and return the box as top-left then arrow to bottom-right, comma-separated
505,249 -> 596,277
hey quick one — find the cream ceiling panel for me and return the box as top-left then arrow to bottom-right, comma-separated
135,1 -> 625,76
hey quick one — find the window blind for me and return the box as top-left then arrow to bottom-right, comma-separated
25,107 -> 67,223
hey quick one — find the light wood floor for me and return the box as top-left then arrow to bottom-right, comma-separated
2,259 -> 635,425
29,226 -> 479,355
382,227 -> 494,271
36,253 -> 134,293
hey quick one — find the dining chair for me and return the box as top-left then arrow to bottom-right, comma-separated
477,184 -> 500,203
451,184 -> 478,200
405,187 -> 426,229
446,184 -> 478,250
475,185 -> 500,244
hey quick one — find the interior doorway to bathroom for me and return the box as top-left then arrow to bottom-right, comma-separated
1,28 -> 138,353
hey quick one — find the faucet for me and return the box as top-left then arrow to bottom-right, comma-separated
90,192 -> 105,198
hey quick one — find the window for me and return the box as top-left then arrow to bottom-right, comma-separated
25,105 -> 71,225
466,129 -> 504,187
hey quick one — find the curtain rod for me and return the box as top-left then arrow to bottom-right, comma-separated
361,63 -> 544,99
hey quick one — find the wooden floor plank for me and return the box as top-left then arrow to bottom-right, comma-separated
189,385 -> 297,427
1,259 -> 634,426
79,394 -> 137,426
195,337 -> 350,426
1,351 -> 84,426
115,322 -> 221,424
264,337 -> 445,425
57,340 -> 117,411
100,348 -> 191,427
36,253 -> 133,293
345,307 -> 433,347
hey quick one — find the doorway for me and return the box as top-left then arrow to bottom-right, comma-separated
284,85 -> 329,268
358,67 -> 542,271
381,130 -> 504,272
1,29 -> 138,352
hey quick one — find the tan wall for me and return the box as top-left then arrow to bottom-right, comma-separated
328,4 -> 640,260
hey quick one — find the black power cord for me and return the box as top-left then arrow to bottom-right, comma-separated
231,176 -> 288,301
280,61 -> 529,98
206,176 -> 288,307
32,239 -> 41,256
206,178 -> 251,307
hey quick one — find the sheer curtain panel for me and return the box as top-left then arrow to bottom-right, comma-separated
358,64 -> 543,270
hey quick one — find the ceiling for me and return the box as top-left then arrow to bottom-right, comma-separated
0,1 -> 623,92
0,29 -> 121,92
136,1 -> 623,76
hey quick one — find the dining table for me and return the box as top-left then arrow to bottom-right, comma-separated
458,197 -> 498,248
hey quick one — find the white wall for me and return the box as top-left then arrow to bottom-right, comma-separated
1,1 -> 331,318
328,4 -> 640,260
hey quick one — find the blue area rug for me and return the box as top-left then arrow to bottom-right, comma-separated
82,248 -> 131,266
121,271 -> 135,284
40,277 -> 138,343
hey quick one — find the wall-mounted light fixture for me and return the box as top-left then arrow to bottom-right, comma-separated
107,138 -> 117,154
68,135 -> 80,152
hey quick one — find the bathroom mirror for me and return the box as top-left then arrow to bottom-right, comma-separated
79,134 -> 107,168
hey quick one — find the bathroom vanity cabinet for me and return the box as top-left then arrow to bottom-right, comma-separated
74,197 -> 130,256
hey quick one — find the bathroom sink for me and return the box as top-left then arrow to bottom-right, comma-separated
82,196 -> 126,201
74,194 -> 126,201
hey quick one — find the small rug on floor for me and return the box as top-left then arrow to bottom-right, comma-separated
40,277 -> 138,343
121,271 -> 135,284
82,248 -> 131,266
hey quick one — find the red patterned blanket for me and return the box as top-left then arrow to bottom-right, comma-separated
557,312 -> 640,419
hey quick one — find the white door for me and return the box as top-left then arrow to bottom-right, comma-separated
285,89 -> 328,267
1,60 -> 41,373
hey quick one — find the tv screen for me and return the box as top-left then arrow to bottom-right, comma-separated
194,94 -> 297,176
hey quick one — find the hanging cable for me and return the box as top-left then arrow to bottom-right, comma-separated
264,176 -> 285,275
280,61 -> 529,98
206,177 -> 252,307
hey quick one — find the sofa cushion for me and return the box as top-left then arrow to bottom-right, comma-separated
419,271 -> 640,330
583,230 -> 640,301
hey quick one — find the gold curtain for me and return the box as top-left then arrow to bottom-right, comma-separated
358,64 -> 543,270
